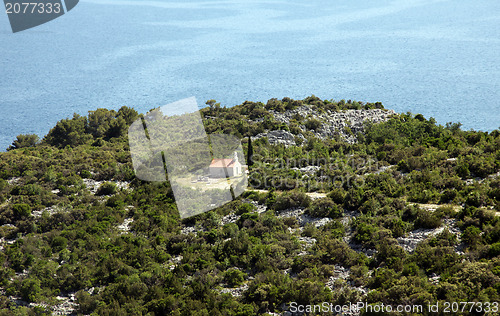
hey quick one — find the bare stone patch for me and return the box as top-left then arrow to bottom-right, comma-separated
216,283 -> 249,297
277,207 -> 332,228
397,219 -> 462,253
7,177 -> 22,185
117,218 -> 134,234
83,179 -> 130,194
32,205 -> 65,218
270,106 -> 396,144
165,255 -> 183,271
326,265 -> 368,295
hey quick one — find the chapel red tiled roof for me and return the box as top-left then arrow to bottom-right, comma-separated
209,158 -> 236,168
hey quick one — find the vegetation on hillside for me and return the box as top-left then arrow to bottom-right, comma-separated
0,96 -> 498,315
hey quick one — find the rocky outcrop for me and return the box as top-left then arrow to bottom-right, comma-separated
397,219 -> 462,253
277,207 -> 332,228
117,218 -> 134,234
268,106 -> 396,144
82,179 -> 130,194
318,109 -> 395,142
216,283 -> 249,297
253,130 -> 304,146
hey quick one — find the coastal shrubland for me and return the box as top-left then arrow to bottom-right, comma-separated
0,96 -> 498,315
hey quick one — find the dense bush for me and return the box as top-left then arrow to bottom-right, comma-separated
307,197 -> 342,218
0,97 -> 498,314
7,134 -> 39,151
272,191 -> 311,211
12,204 -> 31,218
96,182 -> 117,196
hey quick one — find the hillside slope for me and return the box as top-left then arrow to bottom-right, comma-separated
0,96 -> 499,315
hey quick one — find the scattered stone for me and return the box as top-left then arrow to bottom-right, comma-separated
32,205 -> 65,218
269,106 -> 396,144
325,265 -> 367,295
249,200 -> 267,213
253,130 -> 304,146
306,192 -> 327,200
465,179 -> 474,186
277,207 -> 332,228
51,294 -> 78,316
180,226 -> 198,235
216,283 -> 249,297
297,236 -> 316,249
291,165 -> 320,176
221,213 -> 240,225
83,179 -> 130,194
7,177 -> 22,185
397,219 -> 462,253
117,218 -> 134,234
165,255 -> 183,270
364,165 -> 395,176
429,273 -> 440,285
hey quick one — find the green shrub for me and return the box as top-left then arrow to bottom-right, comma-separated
20,278 -> 41,303
272,191 -> 311,211
462,226 -> 482,248
411,208 -> 442,229
307,198 -> 342,218
440,189 -> 458,203
353,222 -> 377,246
489,243 -> 500,257
434,205 -> 455,218
236,203 -> 255,215
51,236 -> 68,252
327,188 -> 346,204
96,182 -> 117,196
305,119 -> 322,131
80,170 -> 92,179
76,290 -> 98,314
106,195 -> 124,208
15,184 -> 42,196
465,191 -> 485,207
7,134 -> 39,151
224,268 -> 247,287
12,203 -> 31,218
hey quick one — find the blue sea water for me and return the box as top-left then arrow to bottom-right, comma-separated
0,0 -> 499,150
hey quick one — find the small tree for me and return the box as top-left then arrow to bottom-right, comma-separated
12,203 -> 31,218
247,136 -> 254,167
224,268 -> 246,287
51,236 -> 68,252
462,226 -> 481,248
7,134 -> 39,150
206,99 -> 221,115
307,198 -> 342,218
20,278 -> 41,303
96,182 -> 117,196
305,119 -> 322,131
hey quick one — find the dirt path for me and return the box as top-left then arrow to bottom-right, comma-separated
246,189 -> 327,199
409,203 -> 462,212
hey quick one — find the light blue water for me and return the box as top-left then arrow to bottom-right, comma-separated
0,0 -> 499,150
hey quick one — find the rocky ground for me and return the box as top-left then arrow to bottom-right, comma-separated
0,177 -> 134,315
0,180 -> 466,316
176,190 -> 465,316
253,106 -> 396,145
